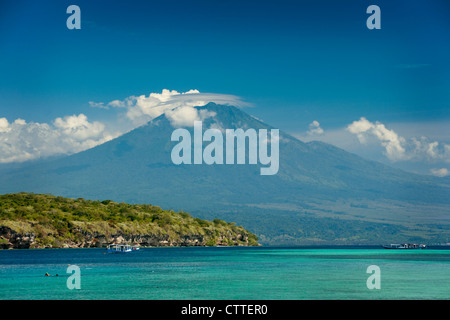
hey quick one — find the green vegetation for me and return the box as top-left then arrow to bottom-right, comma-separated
0,193 -> 259,248
211,207 -> 449,246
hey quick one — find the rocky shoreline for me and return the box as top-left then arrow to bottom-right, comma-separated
0,225 -> 256,249
0,193 -> 260,249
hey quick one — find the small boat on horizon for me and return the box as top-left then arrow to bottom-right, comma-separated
106,244 -> 141,253
383,243 -> 426,249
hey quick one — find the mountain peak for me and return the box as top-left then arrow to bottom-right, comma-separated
1,102 -> 449,245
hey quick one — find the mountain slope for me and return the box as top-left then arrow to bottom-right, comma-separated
1,103 -> 449,244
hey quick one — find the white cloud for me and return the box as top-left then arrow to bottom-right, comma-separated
346,117 -> 450,163
347,117 -> 407,161
54,114 -> 106,141
92,89 -> 250,128
307,120 -> 324,136
88,101 -> 108,109
0,115 -> 118,163
165,106 -> 216,127
0,117 -> 11,133
14,118 -> 26,125
293,117 -> 450,176
106,100 -> 124,108
430,168 -> 449,177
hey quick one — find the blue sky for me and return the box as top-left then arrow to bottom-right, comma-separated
0,0 -> 449,175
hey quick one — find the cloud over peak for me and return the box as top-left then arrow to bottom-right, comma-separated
0,89 -> 248,163
91,89 -> 249,128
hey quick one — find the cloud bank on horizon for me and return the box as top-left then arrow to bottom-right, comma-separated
0,114 -> 119,163
347,117 -> 450,164
299,117 -> 450,177
0,89 -> 247,163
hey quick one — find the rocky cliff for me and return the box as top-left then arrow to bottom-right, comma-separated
0,193 -> 259,249
0,224 -> 254,249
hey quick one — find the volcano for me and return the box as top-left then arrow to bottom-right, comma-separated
1,103 -> 449,245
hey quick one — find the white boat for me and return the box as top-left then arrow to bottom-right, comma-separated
106,244 -> 140,253
383,243 -> 426,249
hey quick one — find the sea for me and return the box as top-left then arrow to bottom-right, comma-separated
0,246 -> 449,300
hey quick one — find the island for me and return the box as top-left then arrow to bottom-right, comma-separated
0,193 -> 259,249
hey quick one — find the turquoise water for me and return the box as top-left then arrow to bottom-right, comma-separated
0,247 -> 449,300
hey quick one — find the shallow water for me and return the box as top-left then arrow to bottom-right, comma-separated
0,247 -> 449,300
